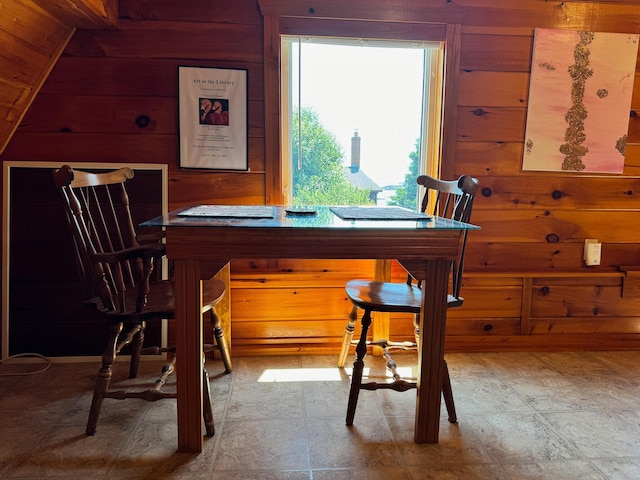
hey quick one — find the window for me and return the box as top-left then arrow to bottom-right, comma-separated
281,36 -> 445,209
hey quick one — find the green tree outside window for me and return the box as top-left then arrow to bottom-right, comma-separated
389,138 -> 420,210
292,108 -> 371,206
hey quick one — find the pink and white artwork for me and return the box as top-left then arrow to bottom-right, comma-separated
523,28 -> 639,173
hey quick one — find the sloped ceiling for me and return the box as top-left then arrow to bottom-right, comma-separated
32,0 -> 118,29
0,0 -> 117,155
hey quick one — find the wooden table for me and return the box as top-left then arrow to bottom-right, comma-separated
142,205 -> 478,453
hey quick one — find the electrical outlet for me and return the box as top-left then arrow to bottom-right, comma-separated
584,239 -> 601,266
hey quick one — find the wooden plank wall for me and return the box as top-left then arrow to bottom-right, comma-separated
3,0 -> 640,356
0,0 -> 75,155
451,4 -> 640,353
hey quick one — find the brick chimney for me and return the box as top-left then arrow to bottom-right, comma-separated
350,130 -> 360,172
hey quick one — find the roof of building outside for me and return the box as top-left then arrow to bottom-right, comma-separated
344,166 -> 382,192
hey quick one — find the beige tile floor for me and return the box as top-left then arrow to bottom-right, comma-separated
1,350 -> 640,479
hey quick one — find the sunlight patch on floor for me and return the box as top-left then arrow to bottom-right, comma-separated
258,368 -> 344,382
257,366 -> 415,382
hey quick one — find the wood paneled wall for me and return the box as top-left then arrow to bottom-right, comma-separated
4,0 -> 640,356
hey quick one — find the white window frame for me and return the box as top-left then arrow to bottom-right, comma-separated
280,36 -> 445,209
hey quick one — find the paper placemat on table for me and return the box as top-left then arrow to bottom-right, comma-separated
178,205 -> 276,218
330,206 -> 430,220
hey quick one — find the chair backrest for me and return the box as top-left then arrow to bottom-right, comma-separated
416,174 -> 479,301
52,165 -> 156,314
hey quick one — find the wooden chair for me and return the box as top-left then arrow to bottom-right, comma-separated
338,174 -> 479,425
52,165 -> 232,436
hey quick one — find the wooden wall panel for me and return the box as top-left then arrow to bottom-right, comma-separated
447,318 -> 522,336
119,0 -> 263,24
64,20 -> 264,62
1,132 -> 265,170
279,17 -> 448,40
475,176 -> 640,210
5,0 -> 640,356
624,144 -> 640,169
446,285 -> 522,318
232,258 -> 374,273
232,288 -> 351,320
529,318 -> 640,335
628,115 -> 640,143
459,34 -> 533,72
232,320 -> 350,342
465,243 -> 640,272
3,132 -> 176,161
459,2 -> 640,33
369,315 -> 522,338
167,172 -> 266,209
41,57 -> 265,98
21,95 -> 179,134
17,95 -> 265,137
454,141 -> 524,176
471,210 -> 640,243
531,282 -> 628,317
528,276 -> 640,335
457,106 -> 527,142
458,71 -> 529,107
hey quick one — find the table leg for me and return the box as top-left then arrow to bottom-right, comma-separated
174,259 -> 204,453
414,258 -> 451,443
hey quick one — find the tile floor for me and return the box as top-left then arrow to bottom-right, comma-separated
1,350 -> 640,479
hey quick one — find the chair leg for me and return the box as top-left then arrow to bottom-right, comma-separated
338,305 -> 359,367
87,321 -> 123,435
202,355 -> 215,436
210,309 -> 232,373
346,309 -> 372,425
129,320 -> 145,379
442,360 -> 457,423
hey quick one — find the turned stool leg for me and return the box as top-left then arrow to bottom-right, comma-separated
87,321 -> 122,435
202,353 -> 215,436
210,309 -> 232,373
346,310 -> 372,425
338,305 -> 359,368
129,320 -> 145,378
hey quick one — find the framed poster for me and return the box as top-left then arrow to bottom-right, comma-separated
178,66 -> 248,170
523,29 -> 638,173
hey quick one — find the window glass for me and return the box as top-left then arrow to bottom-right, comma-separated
281,36 -> 444,208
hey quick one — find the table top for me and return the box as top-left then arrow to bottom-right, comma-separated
141,205 -> 480,232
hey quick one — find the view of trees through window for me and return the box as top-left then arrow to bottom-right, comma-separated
282,37 -> 442,209
292,108 -> 371,206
